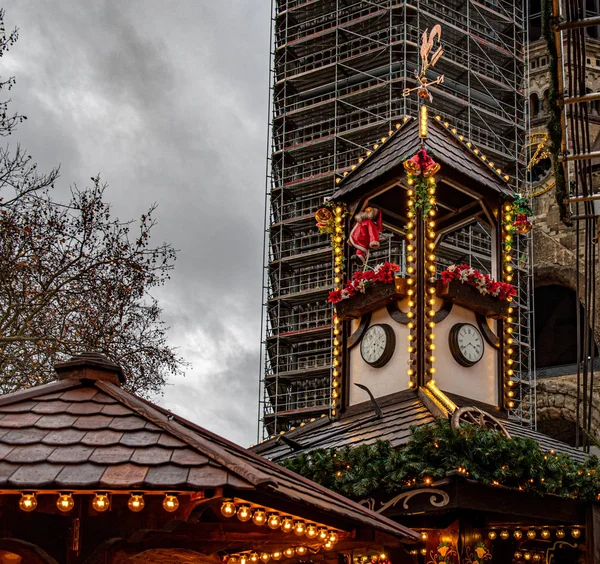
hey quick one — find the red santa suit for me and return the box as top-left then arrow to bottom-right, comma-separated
348,207 -> 382,265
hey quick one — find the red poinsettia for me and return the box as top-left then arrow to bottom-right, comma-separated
328,262 -> 400,304
441,264 -> 516,301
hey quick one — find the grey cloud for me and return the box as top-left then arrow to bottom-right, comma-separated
4,0 -> 269,446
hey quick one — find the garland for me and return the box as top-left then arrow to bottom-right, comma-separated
502,195 -> 532,253
328,262 -> 400,304
542,0 -> 571,224
441,265 -> 517,301
280,419 -> 600,501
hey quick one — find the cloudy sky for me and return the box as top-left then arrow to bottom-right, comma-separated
3,1 -> 272,447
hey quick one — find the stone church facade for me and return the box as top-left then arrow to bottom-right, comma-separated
529,37 -> 600,443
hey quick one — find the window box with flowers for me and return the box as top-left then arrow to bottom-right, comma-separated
328,262 -> 407,320
436,264 -> 516,319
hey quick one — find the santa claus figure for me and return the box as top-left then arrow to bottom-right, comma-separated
348,207 -> 382,265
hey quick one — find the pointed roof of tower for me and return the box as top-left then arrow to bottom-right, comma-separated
332,116 -> 514,202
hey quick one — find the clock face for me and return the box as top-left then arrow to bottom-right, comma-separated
449,323 -> 484,367
523,132 -> 555,197
360,323 -> 395,368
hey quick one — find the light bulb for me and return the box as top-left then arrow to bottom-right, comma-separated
260,553 -> 270,563
92,493 -> 110,512
250,553 -> 259,563
500,530 -> 509,539
57,493 -> 75,513
221,501 -> 237,517
237,505 -> 252,522
421,531 -> 428,541
306,524 -> 318,539
488,531 -> 497,540
324,541 -> 333,551
556,529 -> 565,538
318,528 -> 328,541
253,509 -> 267,526
267,513 -> 281,529
541,529 -> 550,539
163,494 -> 179,513
329,531 -> 338,544
571,528 -> 581,538
272,552 -> 282,561
295,547 -> 308,556
281,517 -> 294,533
240,556 -> 248,564
283,548 -> 294,558
513,530 -> 522,539
19,493 -> 37,512
527,529 -> 536,539
128,494 -> 144,512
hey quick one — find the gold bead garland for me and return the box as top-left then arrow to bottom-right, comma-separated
502,202 -> 516,410
331,203 -> 346,418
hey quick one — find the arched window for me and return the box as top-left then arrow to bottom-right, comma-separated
534,284 -> 598,370
530,92 -> 540,117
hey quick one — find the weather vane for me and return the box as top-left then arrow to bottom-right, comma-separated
402,25 -> 445,103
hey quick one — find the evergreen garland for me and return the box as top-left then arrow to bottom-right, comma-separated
280,420 -> 600,501
542,0 -> 571,224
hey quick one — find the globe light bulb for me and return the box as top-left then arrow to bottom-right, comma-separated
250,553 -> 259,563
163,494 -> 179,513
92,493 -> 110,512
295,547 -> 308,556
318,528 -> 329,541
19,493 -> 37,512
57,493 -> 75,513
260,553 -> 271,563
238,505 -> 252,522
488,531 -> 497,540
328,531 -> 338,544
306,524 -> 318,539
500,530 -> 509,540
267,513 -> 281,529
556,529 -> 565,539
541,529 -> 550,539
284,548 -> 294,558
253,509 -> 267,526
128,494 -> 145,512
272,552 -> 282,561
281,517 -> 294,533
513,530 -> 523,539
527,529 -> 536,539
571,528 -> 581,538
221,501 -> 237,517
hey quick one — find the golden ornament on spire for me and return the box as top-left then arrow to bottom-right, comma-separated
402,25 -> 445,103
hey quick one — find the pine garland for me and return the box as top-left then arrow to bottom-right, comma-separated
280,420 -> 600,501
542,0 -> 571,224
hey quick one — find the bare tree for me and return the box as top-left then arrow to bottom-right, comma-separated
0,11 -> 185,395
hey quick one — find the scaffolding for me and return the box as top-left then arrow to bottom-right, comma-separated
259,0 -> 527,437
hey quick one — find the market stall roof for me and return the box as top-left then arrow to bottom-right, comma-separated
0,353 -> 418,542
252,389 -> 587,464
331,116 -> 514,203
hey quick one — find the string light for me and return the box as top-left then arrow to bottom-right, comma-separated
281,517 -> 294,533
221,501 -> 237,517
571,528 -> 581,538
128,493 -> 144,512
56,493 -> 75,513
19,493 -> 37,512
163,494 -> 179,512
488,531 -> 497,540
252,508 -> 267,526
238,505 -> 252,522
293,521 -> 306,536
92,493 -> 110,512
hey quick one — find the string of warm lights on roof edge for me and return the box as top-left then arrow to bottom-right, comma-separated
334,114 -> 512,186
16,491 -> 179,513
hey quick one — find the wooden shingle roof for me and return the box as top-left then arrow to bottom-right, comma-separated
332,116 -> 513,201
0,353 -> 419,542
253,389 -> 587,464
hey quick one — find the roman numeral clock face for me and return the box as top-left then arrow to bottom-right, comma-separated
449,323 -> 484,367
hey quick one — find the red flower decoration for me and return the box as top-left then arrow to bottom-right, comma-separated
441,264 -> 516,301
328,262 -> 400,304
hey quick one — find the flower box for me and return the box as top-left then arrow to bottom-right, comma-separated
335,277 -> 407,320
436,279 -> 509,319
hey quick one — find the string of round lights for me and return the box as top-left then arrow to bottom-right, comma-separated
405,187 -> 417,389
220,500 -> 342,542
15,492 -> 178,513
487,527 -> 581,540
502,202 -> 516,410
330,203 -> 346,418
